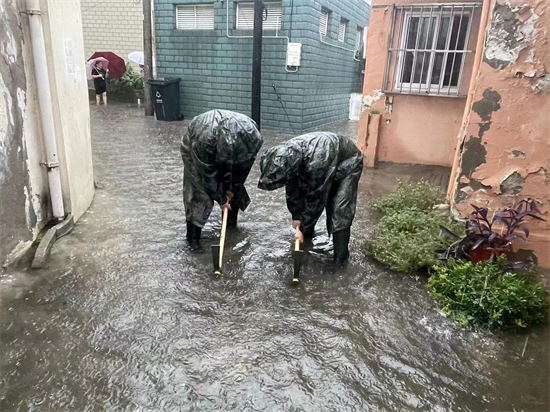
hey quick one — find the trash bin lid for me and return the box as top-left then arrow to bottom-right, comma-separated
147,77 -> 181,86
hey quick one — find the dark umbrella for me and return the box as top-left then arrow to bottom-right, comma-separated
88,52 -> 126,79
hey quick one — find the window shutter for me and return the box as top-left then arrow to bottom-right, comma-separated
355,27 -> 363,50
319,9 -> 329,36
264,2 -> 282,30
176,6 -> 196,30
196,5 -> 215,29
237,3 -> 254,30
176,4 -> 214,30
237,2 -> 282,30
338,19 -> 346,42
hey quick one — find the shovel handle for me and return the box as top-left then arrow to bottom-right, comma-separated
219,207 -> 229,268
294,227 -> 303,251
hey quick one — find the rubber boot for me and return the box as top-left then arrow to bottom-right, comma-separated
193,224 -> 203,252
186,221 -> 202,252
333,228 -> 351,269
227,206 -> 239,228
302,226 -> 315,248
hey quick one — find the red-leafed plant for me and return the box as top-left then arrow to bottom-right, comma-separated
442,198 -> 546,263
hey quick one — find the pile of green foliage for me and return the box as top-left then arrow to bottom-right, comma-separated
109,64 -> 144,93
372,181 -> 446,215
364,181 -> 460,272
429,259 -> 548,330
365,208 -> 460,272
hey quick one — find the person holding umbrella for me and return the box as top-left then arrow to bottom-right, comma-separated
91,60 -> 108,105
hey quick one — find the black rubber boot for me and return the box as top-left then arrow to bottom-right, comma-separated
186,221 -> 202,252
301,226 -> 315,248
226,206 -> 239,228
333,228 -> 351,269
193,224 -> 203,252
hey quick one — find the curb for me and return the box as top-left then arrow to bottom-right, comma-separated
31,214 -> 75,269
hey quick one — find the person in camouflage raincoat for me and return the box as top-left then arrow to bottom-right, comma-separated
258,132 -> 363,266
181,110 -> 263,251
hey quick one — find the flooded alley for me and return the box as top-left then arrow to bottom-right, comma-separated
1,105 -> 548,412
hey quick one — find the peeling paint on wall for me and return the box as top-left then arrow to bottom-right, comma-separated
484,3 -> 539,70
0,0 -> 36,266
362,89 -> 383,110
500,171 -> 525,195
532,76 -> 550,94
454,0 -> 550,267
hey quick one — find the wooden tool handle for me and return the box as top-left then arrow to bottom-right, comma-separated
295,227 -> 302,251
219,207 -> 229,267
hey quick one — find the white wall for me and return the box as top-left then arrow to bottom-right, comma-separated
0,0 -> 94,265
42,0 -> 95,220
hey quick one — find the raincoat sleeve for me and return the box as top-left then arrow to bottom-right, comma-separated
286,182 -> 304,221
217,160 -> 254,209
203,164 -> 225,206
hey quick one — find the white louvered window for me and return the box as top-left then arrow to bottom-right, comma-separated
319,9 -> 329,36
355,27 -> 363,51
338,19 -> 347,42
176,4 -> 215,30
236,2 -> 283,30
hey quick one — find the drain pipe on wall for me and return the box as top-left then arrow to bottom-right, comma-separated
447,0 -> 491,202
25,0 -> 65,220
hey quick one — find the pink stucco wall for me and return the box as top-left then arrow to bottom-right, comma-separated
451,0 -> 550,268
358,0 -> 481,167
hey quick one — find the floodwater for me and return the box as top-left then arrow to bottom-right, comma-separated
1,105 -> 548,411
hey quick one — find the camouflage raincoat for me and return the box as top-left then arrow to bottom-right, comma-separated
181,110 -> 263,227
258,132 -> 363,234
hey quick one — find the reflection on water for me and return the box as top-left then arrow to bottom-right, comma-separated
1,105 -> 548,412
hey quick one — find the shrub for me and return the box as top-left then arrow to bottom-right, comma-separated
429,259 -> 549,330
373,181 -> 446,215
109,64 -> 144,93
364,208 -> 461,272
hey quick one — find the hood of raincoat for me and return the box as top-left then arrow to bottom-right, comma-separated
184,110 -> 263,166
215,112 -> 263,165
258,144 -> 302,191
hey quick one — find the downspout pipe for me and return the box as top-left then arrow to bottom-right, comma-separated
447,0 -> 491,202
26,0 -> 65,220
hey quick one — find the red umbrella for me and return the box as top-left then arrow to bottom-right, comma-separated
88,52 -> 126,79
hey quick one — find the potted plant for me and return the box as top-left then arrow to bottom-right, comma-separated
441,198 -> 545,264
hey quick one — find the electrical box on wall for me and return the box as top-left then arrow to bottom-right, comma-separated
286,43 -> 302,67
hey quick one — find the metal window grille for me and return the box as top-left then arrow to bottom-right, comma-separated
338,19 -> 347,42
176,4 -> 215,30
319,9 -> 329,36
237,2 -> 283,30
383,3 -> 482,97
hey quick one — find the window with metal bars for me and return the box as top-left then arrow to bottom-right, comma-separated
383,3 -> 481,97
236,2 -> 283,30
176,4 -> 215,30
319,9 -> 329,36
338,19 -> 347,42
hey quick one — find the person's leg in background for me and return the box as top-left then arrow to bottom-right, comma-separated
226,203 -> 239,228
96,93 -> 100,105
102,92 -> 107,105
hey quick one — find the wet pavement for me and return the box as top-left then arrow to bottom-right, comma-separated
1,104 -> 549,412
